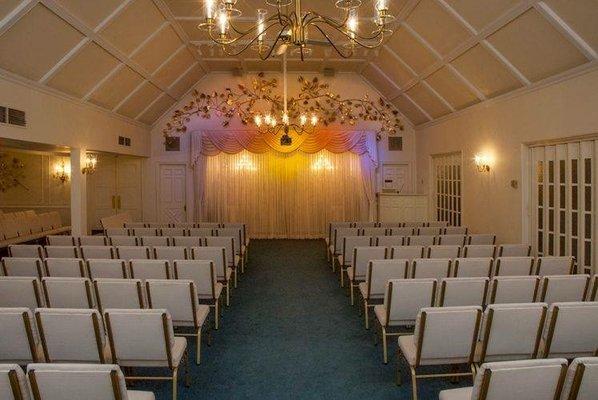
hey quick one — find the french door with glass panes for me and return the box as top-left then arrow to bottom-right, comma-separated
432,152 -> 462,226
529,141 -> 595,274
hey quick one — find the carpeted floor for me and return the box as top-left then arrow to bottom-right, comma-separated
138,239 -> 470,399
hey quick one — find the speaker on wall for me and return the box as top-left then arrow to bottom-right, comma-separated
388,136 -> 403,151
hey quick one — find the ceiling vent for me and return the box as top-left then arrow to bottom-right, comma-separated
323,67 -> 335,77
1,107 -> 27,127
0,106 -> 6,124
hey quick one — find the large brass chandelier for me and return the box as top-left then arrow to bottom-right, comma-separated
198,0 -> 395,60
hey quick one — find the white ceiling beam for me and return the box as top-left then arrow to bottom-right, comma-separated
481,40 -> 531,85
0,0 -> 38,37
128,21 -> 170,61
168,62 -> 200,93
152,44 -> 186,78
112,79 -> 146,113
39,37 -> 90,83
369,62 -> 402,95
82,63 -> 124,101
422,81 -> 455,112
534,1 -> 598,61
434,0 -> 478,35
403,93 -> 433,122
93,0 -> 133,32
446,64 -> 486,101
135,91 -> 165,120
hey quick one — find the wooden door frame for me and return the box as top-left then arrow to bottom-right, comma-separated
156,163 -> 189,223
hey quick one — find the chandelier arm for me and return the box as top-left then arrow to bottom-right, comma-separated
312,16 -> 387,41
207,15 -> 285,46
311,25 -> 354,58
214,22 -> 287,57
312,21 -> 387,49
258,26 -> 291,61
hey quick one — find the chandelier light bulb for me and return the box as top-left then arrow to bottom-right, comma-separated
299,114 -> 307,126
376,0 -> 389,13
310,114 -> 318,126
254,114 -> 262,126
347,10 -> 358,39
204,0 -> 215,20
282,112 -> 289,125
264,114 -> 272,124
270,117 -> 277,127
217,9 -> 229,35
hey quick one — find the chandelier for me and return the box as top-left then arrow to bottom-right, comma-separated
198,0 -> 395,60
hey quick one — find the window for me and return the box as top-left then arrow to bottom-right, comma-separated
432,152 -> 462,226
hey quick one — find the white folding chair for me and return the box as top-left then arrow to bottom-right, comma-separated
43,258 -> 86,278
46,235 -> 75,246
0,277 -> 44,309
561,357 -> 598,400
493,257 -> 535,276
535,256 -> 575,276
191,246 -> 231,306
438,277 -> 489,307
78,236 -> 108,246
347,246 -> 387,305
109,236 -> 138,246
26,363 -> 156,400
391,246 -> 425,260
329,227 -> 360,269
153,246 -> 188,264
93,278 -> 145,312
411,258 -> 451,280
362,227 -> 388,237
337,236 -> 372,287
427,221 -> 448,228
374,279 -> 437,364
360,259 -> 409,329
476,303 -> 547,364
463,245 -> 496,258
125,222 -> 147,228
146,279 -> 211,364
0,364 -> 29,400
326,221 -> 352,249
417,227 -> 442,236
8,245 -> 44,258
34,308 -> 109,363
404,222 -> 426,228
378,222 -> 404,228
427,245 -> 461,259
140,236 -> 170,247
173,223 -> 196,229
397,306 -> 482,400
443,227 -> 468,235
1,257 -> 43,278
86,259 -> 128,279
132,228 -> 158,237
105,228 -> 129,236
205,237 -> 239,288
172,236 -> 203,248
488,276 -> 540,304
215,227 -> 246,271
79,246 -> 115,260
0,308 -> 42,364
354,222 -> 377,228
221,222 -> 249,248
104,309 -> 189,400
188,228 -> 213,237
197,222 -> 220,229
498,244 -> 532,257
538,275 -> 591,304
44,246 -> 79,259
467,234 -> 496,245
41,277 -> 94,309
116,246 -> 151,261
437,235 -> 466,246
390,227 -> 415,236
407,235 -> 436,247
542,302 -> 598,359
438,358 -> 568,400
375,235 -> 404,247
161,228 -> 187,237
148,223 -> 169,228
452,258 -> 493,278
130,260 -> 170,281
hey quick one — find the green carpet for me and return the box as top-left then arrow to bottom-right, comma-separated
139,239 -> 470,399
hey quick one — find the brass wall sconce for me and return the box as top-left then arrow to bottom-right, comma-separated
81,153 -> 97,175
53,160 -> 70,183
474,153 -> 492,173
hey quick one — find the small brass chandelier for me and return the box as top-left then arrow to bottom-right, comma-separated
199,0 -> 395,60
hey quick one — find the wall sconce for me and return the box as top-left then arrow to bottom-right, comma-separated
81,153 -> 97,175
474,153 -> 492,173
53,160 -> 70,183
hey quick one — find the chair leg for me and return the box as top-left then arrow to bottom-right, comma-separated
364,301 -> 369,330
410,367 -> 418,400
214,302 -> 219,330
234,268 -> 238,288
350,282 -> 355,305
184,351 -> 190,388
172,367 -> 178,400
382,326 -> 388,364
226,284 -> 230,307
196,328 -> 202,365
340,268 -> 344,287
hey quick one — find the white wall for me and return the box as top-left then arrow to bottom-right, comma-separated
416,67 -> 598,243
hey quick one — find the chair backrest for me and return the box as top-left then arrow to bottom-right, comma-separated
469,358 -> 568,400
146,279 -> 200,328
427,245 -> 461,259
536,256 -> 575,276
139,236 -> 170,247
539,275 -> 591,304
333,228 -> 360,254
26,363 -> 136,400
172,236 -> 203,248
494,257 -> 535,276
391,245 -> 425,260
438,277 -> 489,307
221,222 -> 247,245
452,258 -> 493,278
197,222 -> 220,229
79,246 -> 114,260
383,279 -> 437,327
93,278 -> 144,312
437,234 -> 466,246
417,227 -> 442,236
378,222 -> 403,228
0,364 -> 29,400
1,257 -> 43,278
8,245 -> 43,258
215,228 -> 243,255
132,228 -> 158,237
414,306 -> 482,367
427,221 -> 448,228
43,258 -> 86,278
153,246 -> 187,263
354,222 -> 377,228
191,246 -> 228,281
44,246 -> 79,259
467,234 -> 496,245
498,244 -> 532,257
478,303 -> 547,363
408,235 -> 436,246
188,228 -> 213,237
173,222 -> 196,228
444,226 -> 467,235
375,235 -> 404,247
104,309 -> 174,365
390,227 -> 414,236
589,275 -> 598,301
361,227 -> 387,237
489,276 -> 540,304
561,357 -> 598,400
328,222 -> 352,243
41,277 -> 94,309
205,237 -> 235,266
147,223 -> 169,228
109,236 -> 138,246
404,222 -> 426,228
173,260 -> 216,299
464,245 -> 496,258
34,308 -> 106,363
411,258 -> 452,280
129,259 -> 170,281
364,259 -> 409,298
160,227 -> 186,237
104,228 -> 129,236
46,236 -> 75,246
544,302 -> 598,359
125,222 -> 146,228
341,236 -> 372,266
0,308 -> 39,364
352,246 -> 387,279
78,236 -> 108,246
86,259 -> 128,279
0,277 -> 44,309
115,246 -> 151,261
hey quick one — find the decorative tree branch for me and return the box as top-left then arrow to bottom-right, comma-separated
0,153 -> 25,193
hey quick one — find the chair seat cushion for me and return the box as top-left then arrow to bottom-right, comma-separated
118,337 -> 187,368
374,305 -> 387,326
398,335 -> 417,366
196,305 -> 210,327
439,387 -> 473,400
198,283 -> 223,301
128,390 -> 156,400
359,282 -> 384,300
217,267 -> 233,282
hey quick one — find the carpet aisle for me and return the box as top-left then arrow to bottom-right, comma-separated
141,239 -> 469,399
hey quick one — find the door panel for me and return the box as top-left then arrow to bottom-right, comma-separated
159,164 -> 186,223
87,155 -> 117,230
117,157 -> 142,221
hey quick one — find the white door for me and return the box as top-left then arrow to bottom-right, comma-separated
117,157 -> 143,222
87,154 -> 117,230
159,164 -> 187,223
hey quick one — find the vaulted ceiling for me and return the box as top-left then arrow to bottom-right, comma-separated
0,0 -> 597,127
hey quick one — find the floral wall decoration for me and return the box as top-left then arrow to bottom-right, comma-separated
0,153 -> 26,192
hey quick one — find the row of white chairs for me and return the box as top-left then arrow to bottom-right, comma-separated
124,222 -> 222,228
0,210 -> 69,247
439,357 -> 597,400
328,221 -> 452,231
387,303 -> 598,400
1,363 -> 156,400
103,226 -> 248,243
